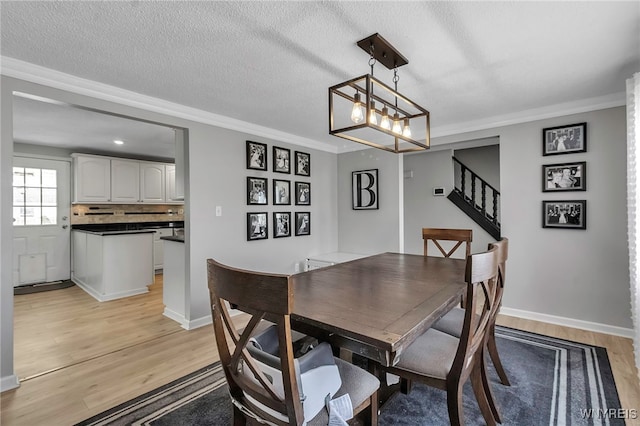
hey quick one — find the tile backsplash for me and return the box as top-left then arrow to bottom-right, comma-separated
71,204 -> 184,224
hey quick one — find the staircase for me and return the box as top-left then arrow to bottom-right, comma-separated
447,156 -> 501,240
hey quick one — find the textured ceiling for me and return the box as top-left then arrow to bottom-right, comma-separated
2,1 -> 639,157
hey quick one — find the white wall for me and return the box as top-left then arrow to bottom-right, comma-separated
337,148 -> 403,255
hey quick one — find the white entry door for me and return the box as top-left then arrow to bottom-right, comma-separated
12,157 -> 71,287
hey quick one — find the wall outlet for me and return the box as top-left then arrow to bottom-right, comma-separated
215,206 -> 222,217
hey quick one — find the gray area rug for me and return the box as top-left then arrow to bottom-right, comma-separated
76,326 -> 624,426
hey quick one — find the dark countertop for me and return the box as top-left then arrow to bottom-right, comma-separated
160,236 -> 185,243
72,221 -> 184,233
72,229 -> 156,236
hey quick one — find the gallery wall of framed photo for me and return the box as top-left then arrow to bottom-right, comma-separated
246,140 -> 311,241
541,122 -> 587,230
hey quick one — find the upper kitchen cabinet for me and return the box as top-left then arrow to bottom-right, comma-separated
111,159 -> 140,202
140,162 -> 166,203
72,154 -> 179,204
73,154 -> 111,202
165,164 -> 177,202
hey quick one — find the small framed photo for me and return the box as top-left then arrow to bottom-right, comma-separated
542,200 -> 586,229
294,151 -> 310,176
352,169 -> 379,210
543,162 -> 586,192
247,177 -> 268,205
273,212 -> 291,238
273,179 -> 291,205
246,141 -> 268,170
295,181 -> 311,205
542,122 -> 587,156
295,212 -> 311,236
247,212 -> 268,241
273,146 -> 291,174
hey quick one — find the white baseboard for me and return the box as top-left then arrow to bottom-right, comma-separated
184,315 -> 212,330
73,279 -> 149,302
499,307 -> 634,338
163,308 -> 188,329
1,374 -> 19,393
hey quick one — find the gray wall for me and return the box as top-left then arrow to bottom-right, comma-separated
454,144 -> 501,190
337,149 -> 403,255
403,148 -> 496,258
432,107 -> 631,330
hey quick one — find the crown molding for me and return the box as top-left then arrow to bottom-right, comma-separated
431,92 -> 626,139
0,57 -> 339,154
2,57 -> 625,155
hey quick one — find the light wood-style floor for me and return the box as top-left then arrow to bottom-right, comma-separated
1,276 -> 639,425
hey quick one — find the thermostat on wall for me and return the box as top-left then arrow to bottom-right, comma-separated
433,187 -> 445,196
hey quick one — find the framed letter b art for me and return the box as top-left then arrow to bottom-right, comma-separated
352,169 -> 379,210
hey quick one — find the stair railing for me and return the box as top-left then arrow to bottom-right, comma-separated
452,157 -> 501,227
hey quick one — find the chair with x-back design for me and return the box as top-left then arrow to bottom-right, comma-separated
207,258 -> 380,426
422,228 -> 473,258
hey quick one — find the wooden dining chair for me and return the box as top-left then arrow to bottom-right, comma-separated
383,246 -> 500,426
422,228 -> 473,258
432,238 -> 510,386
207,259 -> 380,426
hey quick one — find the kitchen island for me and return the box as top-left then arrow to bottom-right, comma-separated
160,235 -> 186,328
71,229 -> 155,301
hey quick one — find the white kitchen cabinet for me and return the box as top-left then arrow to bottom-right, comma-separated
153,228 -> 174,270
71,229 -> 154,301
73,153 -> 178,204
165,164 -> 176,202
140,162 -> 166,203
73,154 -> 111,202
110,159 -> 140,202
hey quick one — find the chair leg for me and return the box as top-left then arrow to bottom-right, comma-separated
369,390 -> 379,425
400,378 -> 412,394
481,349 -> 503,423
470,362 -> 497,426
233,405 -> 247,426
445,381 -> 464,426
488,324 -> 511,386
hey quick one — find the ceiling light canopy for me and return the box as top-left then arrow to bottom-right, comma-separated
329,33 -> 430,153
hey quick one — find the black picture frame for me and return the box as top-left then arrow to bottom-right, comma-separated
294,181 -> 311,205
295,212 -> 311,236
246,140 -> 268,171
247,177 -> 268,205
273,212 -> 291,238
352,169 -> 379,210
542,161 -> 586,192
542,200 -> 586,229
273,146 -> 291,174
542,122 -> 587,156
273,179 -> 291,205
247,212 -> 268,240
294,151 -> 311,176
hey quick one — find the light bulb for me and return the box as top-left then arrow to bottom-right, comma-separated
350,92 -> 364,124
402,118 -> 412,138
392,113 -> 402,134
368,100 -> 377,125
380,106 -> 391,130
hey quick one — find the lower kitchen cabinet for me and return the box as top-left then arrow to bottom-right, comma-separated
153,228 -> 174,271
71,230 -> 155,301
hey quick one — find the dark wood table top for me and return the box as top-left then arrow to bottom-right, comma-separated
291,252 -> 466,367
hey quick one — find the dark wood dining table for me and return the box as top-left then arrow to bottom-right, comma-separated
290,252 -> 467,367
